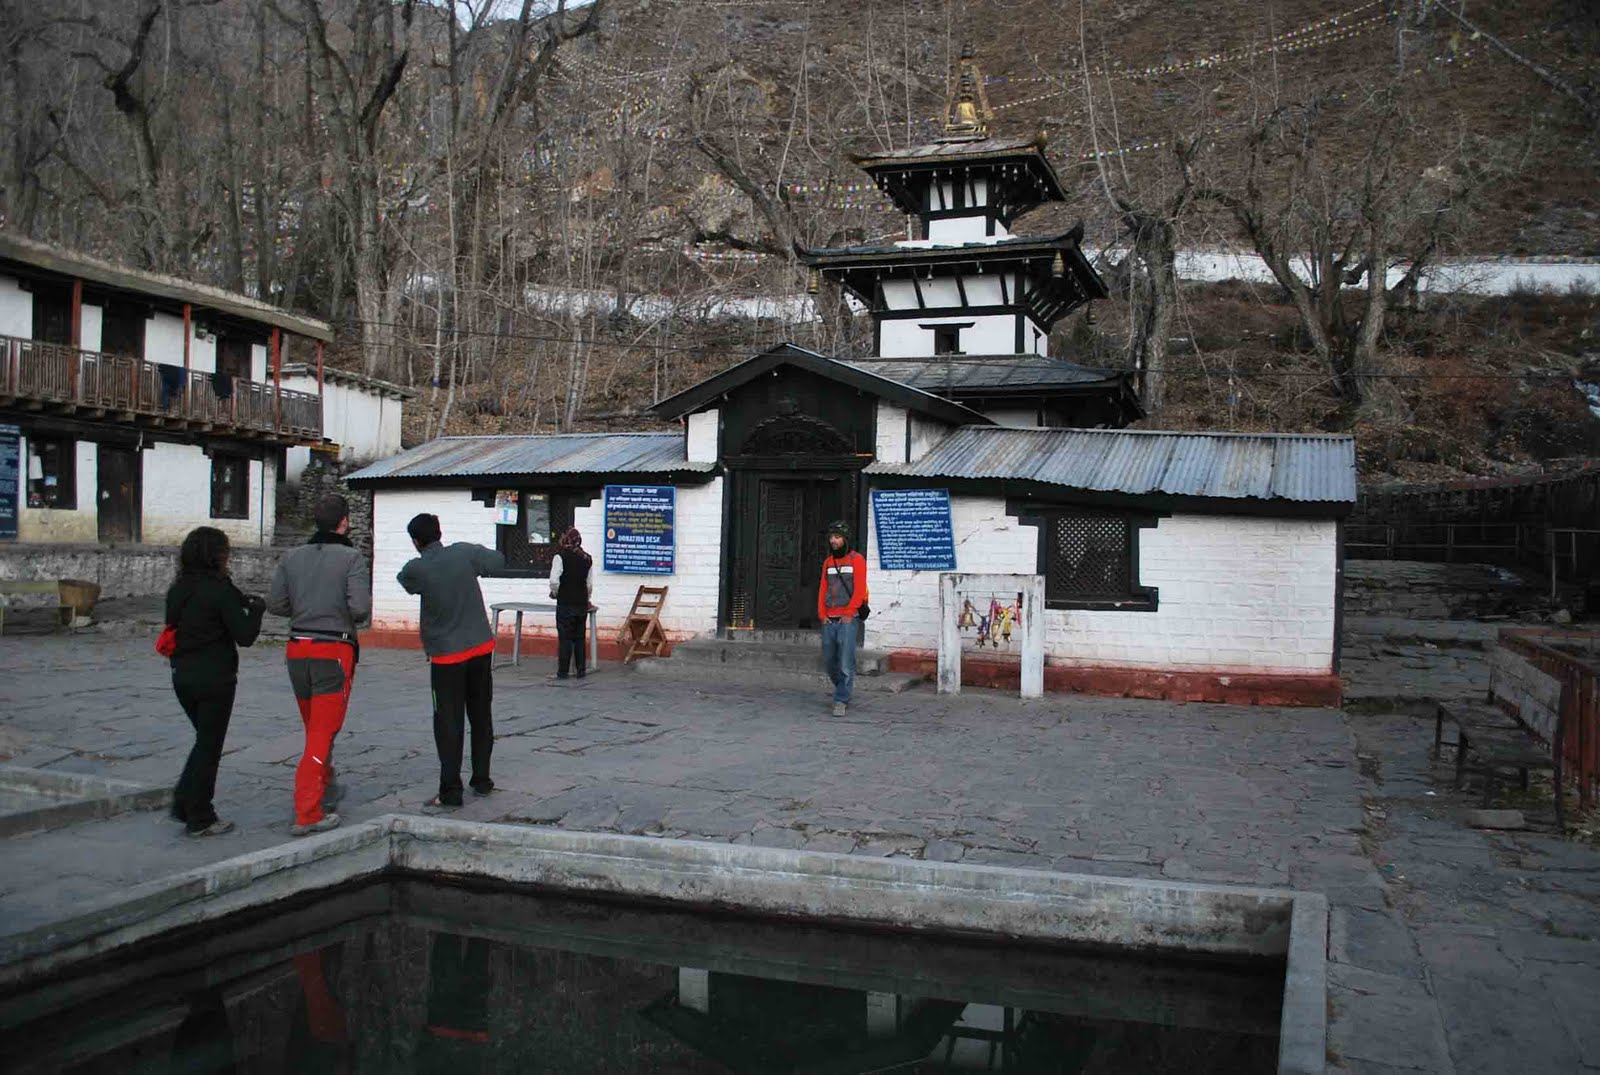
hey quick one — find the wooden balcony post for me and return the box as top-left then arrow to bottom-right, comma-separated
271,327 -> 282,432
181,302 -> 191,413
69,279 -> 82,401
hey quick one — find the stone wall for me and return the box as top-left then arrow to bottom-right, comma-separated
276,456 -> 375,562
0,542 -> 282,603
1342,561 -> 1544,619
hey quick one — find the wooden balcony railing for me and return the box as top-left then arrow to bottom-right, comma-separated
0,335 -> 320,440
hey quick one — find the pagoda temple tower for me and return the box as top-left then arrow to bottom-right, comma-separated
803,46 -> 1140,428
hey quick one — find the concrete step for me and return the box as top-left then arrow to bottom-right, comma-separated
632,658 -> 925,695
669,638 -> 891,676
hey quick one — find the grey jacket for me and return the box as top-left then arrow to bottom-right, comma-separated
397,541 -> 505,659
267,534 -> 371,638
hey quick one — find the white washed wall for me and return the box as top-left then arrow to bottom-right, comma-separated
140,442 -> 275,547
145,312 -> 185,365
875,403 -> 909,464
927,216 -> 992,243
189,332 -> 217,375
686,409 -> 718,462
284,375 -> 407,482
0,276 -> 31,337
882,274 -> 1013,312
907,414 -> 953,462
80,304 -> 103,352
370,478 -> 726,641
865,494 -> 1338,674
880,314 -> 1016,358
985,407 -> 1040,428
15,437 -> 97,542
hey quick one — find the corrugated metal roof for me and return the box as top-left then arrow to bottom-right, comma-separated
844,357 -> 1122,391
347,432 -> 708,483
855,136 -> 1042,165
867,426 -> 1357,503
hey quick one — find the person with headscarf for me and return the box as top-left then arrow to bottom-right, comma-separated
548,526 -> 594,680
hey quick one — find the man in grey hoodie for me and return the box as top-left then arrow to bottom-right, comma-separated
397,513 -> 505,810
268,495 -> 371,836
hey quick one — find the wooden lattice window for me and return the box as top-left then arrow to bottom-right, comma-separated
496,491 -> 578,577
1036,509 -> 1159,611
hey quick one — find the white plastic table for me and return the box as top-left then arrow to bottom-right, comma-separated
490,601 -> 598,668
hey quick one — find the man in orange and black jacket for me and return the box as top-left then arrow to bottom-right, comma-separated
816,520 -> 868,717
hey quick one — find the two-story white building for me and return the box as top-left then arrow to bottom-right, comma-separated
0,234 -> 334,549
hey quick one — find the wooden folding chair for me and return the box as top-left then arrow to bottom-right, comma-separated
618,585 -> 670,662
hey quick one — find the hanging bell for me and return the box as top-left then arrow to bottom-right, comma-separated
1050,251 -> 1066,278
807,268 -> 822,295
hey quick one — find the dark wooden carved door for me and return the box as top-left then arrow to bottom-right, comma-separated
748,474 -> 852,630
97,445 -> 140,543
754,480 -> 805,628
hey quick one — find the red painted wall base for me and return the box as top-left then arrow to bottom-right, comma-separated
887,651 -> 1342,707
359,627 -> 675,663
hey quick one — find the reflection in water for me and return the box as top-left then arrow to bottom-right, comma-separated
4,883 -> 1281,1074
168,989 -> 236,1075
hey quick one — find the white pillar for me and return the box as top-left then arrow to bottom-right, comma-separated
678,968 -> 710,1013
1020,574 -> 1045,699
938,573 -> 962,694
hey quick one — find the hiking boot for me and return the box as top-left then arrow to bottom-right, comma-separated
832,702 -> 848,717
323,778 -> 345,809
470,780 -> 495,796
422,796 -> 463,814
290,813 -> 341,837
186,818 -> 234,838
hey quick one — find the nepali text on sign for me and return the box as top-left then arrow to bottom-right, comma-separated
0,424 -> 18,541
871,488 -> 956,571
603,485 -> 676,575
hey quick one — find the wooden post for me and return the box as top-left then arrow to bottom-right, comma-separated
181,302 -> 191,414
271,327 -> 282,431
315,339 -> 324,391
69,278 -> 82,401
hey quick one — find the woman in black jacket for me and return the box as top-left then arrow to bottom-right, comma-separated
166,526 -> 265,836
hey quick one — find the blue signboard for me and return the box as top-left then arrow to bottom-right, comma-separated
603,485 -> 676,575
0,423 -> 18,541
872,488 -> 956,571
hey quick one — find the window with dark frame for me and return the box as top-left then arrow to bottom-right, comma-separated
1039,510 -> 1159,611
25,437 -> 76,509
496,491 -> 579,577
210,454 -> 250,519
933,326 -> 963,355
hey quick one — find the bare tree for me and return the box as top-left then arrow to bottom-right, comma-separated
1194,87 -> 1493,411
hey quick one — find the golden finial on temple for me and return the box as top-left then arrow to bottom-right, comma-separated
943,42 -> 992,140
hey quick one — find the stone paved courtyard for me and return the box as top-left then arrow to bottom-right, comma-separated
1,632 -> 1597,1073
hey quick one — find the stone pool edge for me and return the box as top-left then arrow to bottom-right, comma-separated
0,814 -> 1328,1075
0,765 -> 170,838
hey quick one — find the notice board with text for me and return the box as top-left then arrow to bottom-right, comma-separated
871,488 -> 956,571
603,485 -> 676,574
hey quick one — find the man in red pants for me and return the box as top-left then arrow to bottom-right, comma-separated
269,495 -> 371,836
